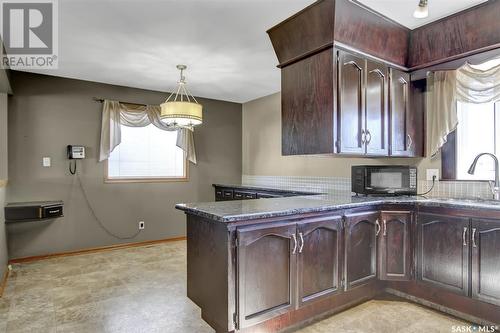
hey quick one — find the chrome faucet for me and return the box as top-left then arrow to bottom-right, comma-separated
468,153 -> 500,200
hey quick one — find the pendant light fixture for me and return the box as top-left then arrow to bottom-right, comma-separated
160,65 -> 203,128
413,0 -> 429,18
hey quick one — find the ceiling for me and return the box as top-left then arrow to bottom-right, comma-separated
357,0 -> 489,29
22,0 -> 315,103
19,0 -> 489,103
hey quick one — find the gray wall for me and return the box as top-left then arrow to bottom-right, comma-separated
7,72 -> 242,259
0,93 -> 8,277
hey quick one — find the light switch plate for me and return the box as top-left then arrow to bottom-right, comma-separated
426,169 -> 439,181
42,157 -> 51,167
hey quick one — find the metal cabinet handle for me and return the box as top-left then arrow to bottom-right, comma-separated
344,60 -> 363,72
463,227 -> 468,246
292,234 -> 298,255
376,219 -> 381,236
361,129 -> 366,144
472,228 -> 477,248
298,232 -> 304,253
407,134 -> 413,150
383,220 -> 387,236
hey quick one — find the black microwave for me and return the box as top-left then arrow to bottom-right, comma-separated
352,166 -> 417,196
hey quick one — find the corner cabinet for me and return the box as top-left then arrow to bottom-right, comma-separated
379,211 -> 413,280
344,211 -> 379,289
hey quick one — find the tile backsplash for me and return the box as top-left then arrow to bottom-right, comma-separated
242,175 -> 493,200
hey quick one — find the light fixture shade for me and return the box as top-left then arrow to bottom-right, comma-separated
413,3 -> 428,18
160,101 -> 203,127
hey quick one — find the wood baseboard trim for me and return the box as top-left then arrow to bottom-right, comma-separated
8,236 -> 187,264
0,266 -> 9,298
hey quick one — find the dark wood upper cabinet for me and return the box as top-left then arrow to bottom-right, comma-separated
389,69 -> 412,157
379,211 -> 412,281
471,218 -> 500,306
237,223 -> 297,328
334,0 -> 409,67
337,51 -> 365,155
345,211 -> 379,289
267,0 -> 409,68
417,213 -> 470,296
297,215 -> 343,306
408,1 -> 500,70
365,60 -> 389,156
282,48 -> 335,155
337,51 -> 390,156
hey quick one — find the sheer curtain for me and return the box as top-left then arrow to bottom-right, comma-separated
99,100 -> 197,164
427,58 -> 500,157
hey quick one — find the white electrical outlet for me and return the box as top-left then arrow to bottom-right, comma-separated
42,157 -> 51,167
426,169 -> 439,181
139,221 -> 145,230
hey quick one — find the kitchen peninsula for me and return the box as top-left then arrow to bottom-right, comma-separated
176,191 -> 500,332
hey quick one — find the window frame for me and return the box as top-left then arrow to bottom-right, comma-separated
441,102 -> 498,181
103,126 -> 189,184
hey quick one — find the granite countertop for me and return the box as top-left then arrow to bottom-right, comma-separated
176,194 -> 500,223
212,183 -> 319,195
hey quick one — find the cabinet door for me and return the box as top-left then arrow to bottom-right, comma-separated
345,211 -> 379,289
379,211 -> 412,281
237,223 -> 297,328
282,48 -> 335,155
297,215 -> 342,306
365,60 -> 389,156
337,51 -> 365,155
417,213 -> 469,296
471,218 -> 500,306
389,69 -> 411,157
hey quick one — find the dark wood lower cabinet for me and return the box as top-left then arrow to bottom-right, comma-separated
237,223 -> 297,328
472,218 -> 500,306
379,211 -> 412,281
185,207 -> 500,332
417,212 -> 470,296
297,215 -> 342,306
345,211 -> 379,289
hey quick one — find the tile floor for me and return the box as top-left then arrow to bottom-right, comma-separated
0,240 -> 468,333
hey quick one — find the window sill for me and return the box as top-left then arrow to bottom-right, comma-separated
104,177 -> 189,184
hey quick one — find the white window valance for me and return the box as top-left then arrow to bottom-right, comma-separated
98,100 -> 197,164
427,58 -> 500,157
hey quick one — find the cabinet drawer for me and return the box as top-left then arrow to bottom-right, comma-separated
223,190 -> 234,200
215,189 -> 224,201
234,191 -> 257,200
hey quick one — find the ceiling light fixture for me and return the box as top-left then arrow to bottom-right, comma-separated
161,65 -> 203,128
413,0 -> 429,19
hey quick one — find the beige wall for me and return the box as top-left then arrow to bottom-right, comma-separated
242,92 -> 441,180
7,72 -> 242,259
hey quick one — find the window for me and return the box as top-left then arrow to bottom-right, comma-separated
455,102 -> 499,180
106,124 -> 187,182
